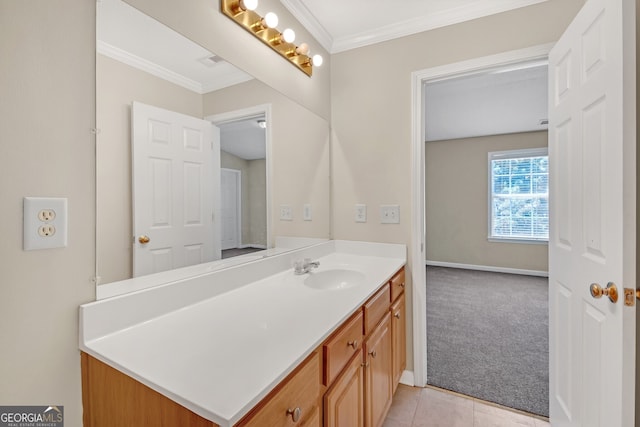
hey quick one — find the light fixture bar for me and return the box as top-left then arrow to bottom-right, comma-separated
221,0 -> 314,77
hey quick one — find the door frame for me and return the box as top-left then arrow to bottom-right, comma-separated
410,43 -> 554,387
207,104 -> 272,250
220,168 -> 242,250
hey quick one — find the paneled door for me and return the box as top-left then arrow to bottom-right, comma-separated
548,0 -> 635,426
132,101 -> 221,276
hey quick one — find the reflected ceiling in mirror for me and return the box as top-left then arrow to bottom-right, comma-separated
97,0 -> 253,94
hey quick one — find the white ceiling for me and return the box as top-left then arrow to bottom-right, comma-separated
280,0 -> 551,53
96,0 -> 253,94
219,118 -> 267,160
425,60 -> 549,141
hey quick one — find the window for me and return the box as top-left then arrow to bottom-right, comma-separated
489,148 -> 548,242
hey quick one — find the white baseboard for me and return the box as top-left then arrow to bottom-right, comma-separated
399,370 -> 415,387
425,260 -> 548,277
238,244 -> 267,249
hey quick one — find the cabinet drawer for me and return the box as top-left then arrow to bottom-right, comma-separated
364,284 -> 390,335
390,268 -> 405,302
323,309 -> 364,386
237,351 -> 321,427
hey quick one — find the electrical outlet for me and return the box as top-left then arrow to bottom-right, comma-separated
38,209 -> 56,222
23,197 -> 68,250
279,205 -> 293,221
380,204 -> 400,224
355,204 -> 367,223
303,204 -> 312,221
38,225 -> 56,237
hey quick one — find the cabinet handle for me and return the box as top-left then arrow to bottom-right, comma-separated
394,312 -> 401,319
361,362 -> 370,368
368,350 -> 377,358
347,340 -> 358,349
286,407 -> 301,422
400,282 -> 405,288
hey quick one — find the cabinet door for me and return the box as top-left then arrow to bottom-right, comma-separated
238,352 -> 320,427
391,293 -> 406,392
364,312 -> 392,427
324,353 -> 365,427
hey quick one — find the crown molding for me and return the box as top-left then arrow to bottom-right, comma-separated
279,0 -> 333,53
97,40 -> 205,93
283,0 -> 549,53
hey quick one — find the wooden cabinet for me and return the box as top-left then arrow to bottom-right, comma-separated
82,266 -> 406,427
324,352 -> 365,427
364,312 -> 393,427
323,310 -> 364,386
390,268 -> 405,303
237,351 -> 321,427
364,284 -> 390,335
391,293 -> 406,392
81,353 -> 218,427
323,266 -> 406,427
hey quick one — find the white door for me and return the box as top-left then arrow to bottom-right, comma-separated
220,168 -> 241,250
548,0 -> 635,425
132,101 -> 221,276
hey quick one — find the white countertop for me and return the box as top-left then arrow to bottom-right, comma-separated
80,240 -> 406,427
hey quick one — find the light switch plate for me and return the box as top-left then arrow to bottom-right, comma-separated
380,204 -> 400,224
24,197 -> 68,250
303,204 -> 312,221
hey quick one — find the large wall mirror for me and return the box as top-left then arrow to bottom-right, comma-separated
96,0 -> 331,290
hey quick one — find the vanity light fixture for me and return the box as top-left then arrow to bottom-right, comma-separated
220,0 -> 322,77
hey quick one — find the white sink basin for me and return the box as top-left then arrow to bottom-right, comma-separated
304,269 -> 365,290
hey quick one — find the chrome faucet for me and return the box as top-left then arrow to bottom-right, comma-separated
294,258 -> 320,275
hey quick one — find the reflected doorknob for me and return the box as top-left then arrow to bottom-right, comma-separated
590,282 -> 618,303
138,235 -> 151,244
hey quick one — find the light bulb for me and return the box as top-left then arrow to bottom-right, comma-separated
241,0 -> 258,11
282,28 -> 295,43
312,54 -> 323,67
296,43 -> 309,56
263,12 -> 278,28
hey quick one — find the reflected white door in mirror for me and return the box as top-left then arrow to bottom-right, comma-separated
132,102 -> 221,277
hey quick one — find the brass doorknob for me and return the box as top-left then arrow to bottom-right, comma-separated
590,282 -> 618,303
138,235 -> 151,244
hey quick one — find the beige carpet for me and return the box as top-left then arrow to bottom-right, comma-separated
426,266 -> 549,417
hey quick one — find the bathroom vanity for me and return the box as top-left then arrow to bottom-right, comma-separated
79,240 -> 406,427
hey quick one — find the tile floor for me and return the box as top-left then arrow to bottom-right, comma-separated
383,385 -> 550,427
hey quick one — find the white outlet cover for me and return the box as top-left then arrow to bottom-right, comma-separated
23,197 -> 68,250
380,204 -> 400,224
279,204 -> 293,221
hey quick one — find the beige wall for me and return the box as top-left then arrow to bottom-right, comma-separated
0,1 -> 96,426
248,159 -> 268,245
96,54 -> 203,284
204,80 -> 331,243
426,131 -> 548,272
221,151 -> 267,246
331,0 -> 584,372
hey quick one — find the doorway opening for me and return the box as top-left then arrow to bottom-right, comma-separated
209,105 -> 272,260
410,44 -> 554,415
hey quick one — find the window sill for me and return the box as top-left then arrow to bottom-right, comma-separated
488,237 -> 549,245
